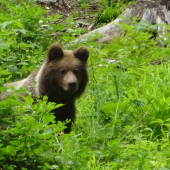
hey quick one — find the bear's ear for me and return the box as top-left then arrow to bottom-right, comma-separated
47,44 -> 64,61
73,47 -> 89,62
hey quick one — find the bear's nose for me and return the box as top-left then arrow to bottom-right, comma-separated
69,81 -> 76,88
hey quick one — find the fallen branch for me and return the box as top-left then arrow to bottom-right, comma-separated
36,0 -> 58,7
73,15 -> 95,21
54,15 -> 95,25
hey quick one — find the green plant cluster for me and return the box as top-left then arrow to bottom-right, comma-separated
1,0 -> 170,169
95,0 -> 133,26
0,91 -> 65,169
0,0 -> 86,84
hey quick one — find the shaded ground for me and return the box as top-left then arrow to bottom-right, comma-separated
38,0 -> 98,29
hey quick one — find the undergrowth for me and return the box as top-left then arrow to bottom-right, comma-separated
95,0 -> 133,26
1,0 -> 170,169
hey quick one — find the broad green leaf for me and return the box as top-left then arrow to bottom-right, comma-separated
8,65 -> 18,73
54,14 -> 62,21
22,95 -> 34,104
12,88 -> 28,94
43,115 -> 55,124
0,70 -> 11,75
0,21 -> 14,29
56,23 -> 64,31
18,62 -> 29,65
150,119 -> 164,124
13,29 -> 27,34
66,16 -> 73,24
18,43 -> 34,48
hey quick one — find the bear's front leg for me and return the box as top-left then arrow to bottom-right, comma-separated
53,102 -> 76,134
63,121 -> 72,134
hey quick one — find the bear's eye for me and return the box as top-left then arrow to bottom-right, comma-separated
60,69 -> 66,75
73,69 -> 79,75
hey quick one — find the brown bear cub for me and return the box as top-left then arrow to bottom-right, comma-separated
1,44 -> 89,133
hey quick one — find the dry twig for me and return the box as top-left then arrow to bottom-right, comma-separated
120,110 -> 149,142
73,15 -> 95,21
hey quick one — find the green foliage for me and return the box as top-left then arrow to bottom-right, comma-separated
0,2 -> 53,81
74,21 -> 170,169
81,3 -> 89,10
1,0 -> 170,169
0,90 -> 66,169
76,0 -> 91,4
0,1 -> 84,82
95,0 -> 131,26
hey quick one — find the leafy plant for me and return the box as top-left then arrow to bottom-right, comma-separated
0,89 -> 66,169
2,0 -> 170,169
81,3 -> 89,10
95,0 -> 130,26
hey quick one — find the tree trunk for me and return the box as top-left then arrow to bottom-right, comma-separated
72,0 -> 170,44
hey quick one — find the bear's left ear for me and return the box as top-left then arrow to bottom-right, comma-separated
73,47 -> 89,62
47,44 -> 64,61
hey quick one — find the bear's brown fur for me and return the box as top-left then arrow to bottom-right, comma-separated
1,44 -> 89,133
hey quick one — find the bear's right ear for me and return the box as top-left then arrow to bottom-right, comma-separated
47,44 -> 64,61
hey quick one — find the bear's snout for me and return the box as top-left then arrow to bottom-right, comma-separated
68,81 -> 77,93
61,71 -> 78,93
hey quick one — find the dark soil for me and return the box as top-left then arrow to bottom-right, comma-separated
38,0 -> 98,29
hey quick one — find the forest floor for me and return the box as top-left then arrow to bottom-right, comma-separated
38,0 -> 98,30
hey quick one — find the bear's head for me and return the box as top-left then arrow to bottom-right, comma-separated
39,44 -> 89,102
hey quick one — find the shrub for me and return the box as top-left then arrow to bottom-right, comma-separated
0,89 -> 65,169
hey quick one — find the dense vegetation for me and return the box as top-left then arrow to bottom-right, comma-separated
1,0 -> 170,169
